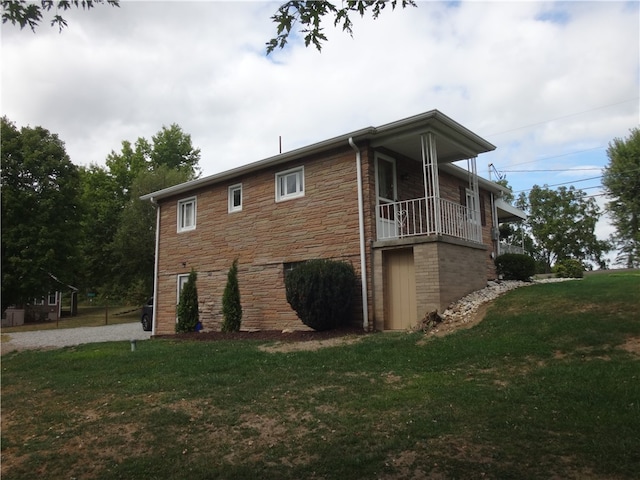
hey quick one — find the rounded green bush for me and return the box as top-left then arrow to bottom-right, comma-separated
495,253 -> 536,281
284,259 -> 357,331
553,258 -> 584,278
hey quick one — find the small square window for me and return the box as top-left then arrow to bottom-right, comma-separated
177,197 -> 196,232
275,167 -> 304,202
228,184 -> 242,213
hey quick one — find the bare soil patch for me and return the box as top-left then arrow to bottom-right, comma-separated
620,336 -> 640,356
155,326 -> 368,353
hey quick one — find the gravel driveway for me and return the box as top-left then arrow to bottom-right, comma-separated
1,322 -> 152,354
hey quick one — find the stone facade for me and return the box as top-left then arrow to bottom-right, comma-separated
154,146 -> 373,335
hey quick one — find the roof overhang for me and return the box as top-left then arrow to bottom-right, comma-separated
496,198 -> 527,222
370,110 -> 496,163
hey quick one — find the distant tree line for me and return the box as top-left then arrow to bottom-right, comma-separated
1,117 -> 199,310
499,128 -> 640,272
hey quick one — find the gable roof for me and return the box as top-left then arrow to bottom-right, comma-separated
141,109 -> 497,202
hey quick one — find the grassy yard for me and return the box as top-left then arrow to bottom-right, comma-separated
1,273 -> 639,479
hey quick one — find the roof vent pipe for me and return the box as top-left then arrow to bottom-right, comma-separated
349,137 -> 369,331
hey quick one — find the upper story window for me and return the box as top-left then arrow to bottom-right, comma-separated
228,184 -> 242,213
48,293 -> 57,305
275,166 -> 304,202
177,197 -> 196,232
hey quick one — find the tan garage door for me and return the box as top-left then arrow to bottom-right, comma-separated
383,248 -> 417,330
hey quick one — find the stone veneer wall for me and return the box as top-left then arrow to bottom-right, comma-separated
372,236 -> 487,331
414,237 -> 488,316
154,145 -> 370,335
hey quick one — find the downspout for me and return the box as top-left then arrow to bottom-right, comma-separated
490,192 -> 498,257
349,137 -> 369,331
150,197 -> 160,336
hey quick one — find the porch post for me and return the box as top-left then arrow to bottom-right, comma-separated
467,157 -> 481,242
421,132 -> 441,234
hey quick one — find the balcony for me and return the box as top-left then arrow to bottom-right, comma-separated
498,242 -> 525,255
377,197 -> 483,244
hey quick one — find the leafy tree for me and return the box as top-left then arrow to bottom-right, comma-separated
80,124 -> 200,301
495,178 -> 515,203
1,117 -> 82,310
176,269 -> 198,333
151,124 -> 201,177
1,0 -> 119,32
221,259 -> 242,332
110,166 -> 191,302
105,138 -> 150,204
267,0 -> 416,53
77,164 -> 121,295
104,124 -> 199,201
526,185 -> 610,271
602,128 -> 640,268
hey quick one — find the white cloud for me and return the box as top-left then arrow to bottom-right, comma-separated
2,0 -> 638,251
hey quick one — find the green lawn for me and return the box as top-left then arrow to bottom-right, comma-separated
2,273 -> 639,479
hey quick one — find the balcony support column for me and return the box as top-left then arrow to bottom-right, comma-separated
467,156 -> 481,242
421,132 -> 441,235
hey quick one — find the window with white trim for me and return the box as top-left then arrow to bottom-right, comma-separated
275,166 -> 304,202
48,292 -> 57,305
228,184 -> 242,213
177,197 -> 196,232
177,274 -> 190,303
34,297 -> 44,306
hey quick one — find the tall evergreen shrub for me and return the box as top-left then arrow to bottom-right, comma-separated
221,258 -> 242,332
285,259 -> 357,331
176,269 -> 199,333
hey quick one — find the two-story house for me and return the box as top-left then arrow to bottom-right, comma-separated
141,110 -> 526,335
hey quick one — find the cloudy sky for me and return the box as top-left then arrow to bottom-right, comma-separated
2,1 -> 639,256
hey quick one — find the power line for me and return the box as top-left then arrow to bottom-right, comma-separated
514,175 -> 603,193
488,98 -> 639,137
502,167 -> 603,172
496,146 -> 606,169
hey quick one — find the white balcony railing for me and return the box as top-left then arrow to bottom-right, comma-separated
499,242 -> 525,255
377,197 -> 482,243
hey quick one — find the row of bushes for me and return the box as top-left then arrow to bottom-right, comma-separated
495,254 -> 584,281
176,258 -> 357,333
176,259 -> 243,333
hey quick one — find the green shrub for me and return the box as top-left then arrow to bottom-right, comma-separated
285,259 -> 357,331
221,258 -> 242,332
553,258 -> 584,278
176,269 -> 199,333
495,253 -> 536,281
